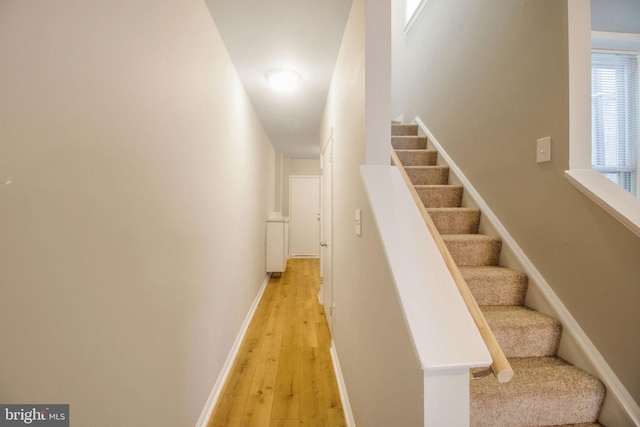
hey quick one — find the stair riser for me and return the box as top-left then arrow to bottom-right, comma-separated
467,280 -> 527,306
460,267 -> 528,306
471,395 -> 604,427
489,322 -> 561,358
443,238 -> 501,266
392,136 -> 427,149
428,209 -> 480,234
406,167 -> 449,185
471,367 -> 605,427
395,150 -> 437,166
471,358 -> 605,426
416,186 -> 463,208
391,124 -> 418,136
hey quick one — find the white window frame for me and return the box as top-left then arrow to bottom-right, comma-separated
565,0 -> 640,238
591,42 -> 640,196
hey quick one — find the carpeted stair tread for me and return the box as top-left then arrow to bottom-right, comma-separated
471,356 -> 605,427
427,207 -> 480,234
506,355 -> 570,369
391,122 -> 606,426
391,123 -> 418,136
405,165 -> 449,185
481,306 -> 562,357
555,424 -> 602,426
392,135 -> 428,149
394,149 -> 437,166
442,234 -> 501,266
415,185 -> 463,207
459,266 -> 528,306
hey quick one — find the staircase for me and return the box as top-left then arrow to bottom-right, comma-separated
391,122 -> 607,427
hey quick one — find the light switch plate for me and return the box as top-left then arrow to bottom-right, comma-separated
355,209 -> 362,236
537,137 -> 551,163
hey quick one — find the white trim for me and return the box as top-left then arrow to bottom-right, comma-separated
592,47 -> 640,56
591,31 -> 640,201
277,152 -> 284,214
414,116 -> 640,426
565,169 -> 640,238
592,31 -> 640,43
568,0 -> 592,169
195,273 -> 272,427
568,27 -> 640,235
330,342 -> 356,427
361,165 -> 491,370
566,13 -> 640,236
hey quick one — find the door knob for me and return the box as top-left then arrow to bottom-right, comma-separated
320,241 -> 328,247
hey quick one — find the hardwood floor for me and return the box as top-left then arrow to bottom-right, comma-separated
208,258 -> 346,427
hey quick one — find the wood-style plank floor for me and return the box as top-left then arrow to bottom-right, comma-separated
207,258 -> 346,427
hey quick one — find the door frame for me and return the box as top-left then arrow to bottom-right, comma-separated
320,130 -> 334,333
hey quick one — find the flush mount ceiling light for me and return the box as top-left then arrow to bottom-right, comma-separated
266,69 -> 300,93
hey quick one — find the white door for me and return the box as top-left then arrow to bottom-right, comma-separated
320,135 -> 334,333
289,176 -> 320,257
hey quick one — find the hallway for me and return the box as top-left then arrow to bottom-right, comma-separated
208,258 -> 346,427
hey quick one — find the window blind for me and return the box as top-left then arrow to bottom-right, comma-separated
591,52 -> 639,196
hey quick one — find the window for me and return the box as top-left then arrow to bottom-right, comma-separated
565,6 -> 640,237
405,0 -> 421,23
591,51 -> 639,196
404,0 -> 429,30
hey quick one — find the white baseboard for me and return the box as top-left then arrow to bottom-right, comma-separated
330,342 -> 356,427
195,273 -> 272,427
413,116 -> 640,426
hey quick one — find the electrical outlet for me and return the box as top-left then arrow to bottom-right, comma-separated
537,137 -> 551,163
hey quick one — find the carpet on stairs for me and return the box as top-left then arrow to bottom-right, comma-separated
391,122 -> 606,426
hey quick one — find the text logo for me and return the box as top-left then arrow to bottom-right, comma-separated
0,405 -> 68,427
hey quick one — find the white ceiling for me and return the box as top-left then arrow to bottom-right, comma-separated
204,0 -> 353,159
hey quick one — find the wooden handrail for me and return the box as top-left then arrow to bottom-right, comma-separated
391,149 -> 514,383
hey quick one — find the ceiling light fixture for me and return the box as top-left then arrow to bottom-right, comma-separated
266,69 -> 300,93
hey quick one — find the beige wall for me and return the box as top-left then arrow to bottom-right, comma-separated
0,1 -> 275,426
320,0 -> 423,425
394,0 -> 640,402
281,157 -> 320,215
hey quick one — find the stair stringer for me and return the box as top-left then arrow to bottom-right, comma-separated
413,116 -> 640,427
